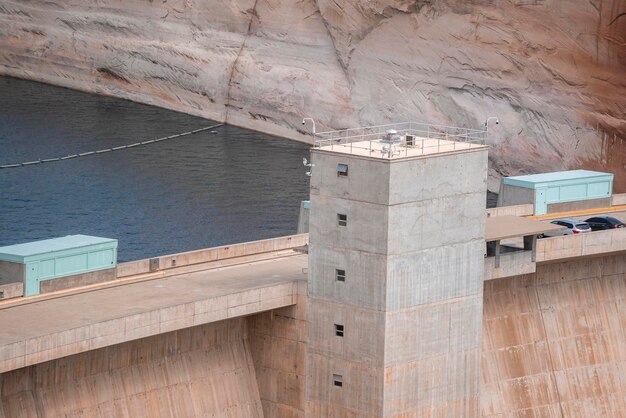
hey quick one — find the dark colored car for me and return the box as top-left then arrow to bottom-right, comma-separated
585,216 -> 625,231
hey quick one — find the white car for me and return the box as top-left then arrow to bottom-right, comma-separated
540,218 -> 591,237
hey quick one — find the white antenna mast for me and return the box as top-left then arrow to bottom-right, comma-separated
485,116 -> 499,139
302,118 -> 317,176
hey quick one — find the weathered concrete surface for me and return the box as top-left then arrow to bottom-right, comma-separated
536,227 -> 626,262
547,197 -> 613,214
1,0 -> 625,190
0,252 -> 307,373
38,267 -> 116,294
247,285 -> 308,418
614,193 -> 626,206
486,204 -> 535,218
0,282 -> 22,300
0,261 -> 23,286
0,319 -> 264,418
307,145 -> 488,416
482,253 -> 626,417
484,250 -> 535,281
115,234 -> 309,278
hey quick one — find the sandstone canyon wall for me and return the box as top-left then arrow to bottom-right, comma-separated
0,0 -> 624,190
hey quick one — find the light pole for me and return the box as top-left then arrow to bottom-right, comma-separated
485,116 -> 499,143
302,118 -> 316,136
485,116 -> 499,130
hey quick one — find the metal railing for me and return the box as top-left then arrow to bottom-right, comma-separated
314,121 -> 487,157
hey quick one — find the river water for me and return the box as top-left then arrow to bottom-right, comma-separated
0,77 -> 311,261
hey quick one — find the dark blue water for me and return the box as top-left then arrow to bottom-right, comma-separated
0,77 -> 311,261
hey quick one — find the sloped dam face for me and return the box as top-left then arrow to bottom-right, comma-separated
481,253 -> 626,417
0,253 -> 624,417
0,307 -> 308,418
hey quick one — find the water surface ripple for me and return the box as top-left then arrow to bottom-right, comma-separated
0,77 -> 311,261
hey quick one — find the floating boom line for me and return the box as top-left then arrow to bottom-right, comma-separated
0,123 -> 224,169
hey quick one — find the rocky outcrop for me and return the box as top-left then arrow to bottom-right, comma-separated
0,0 -> 624,190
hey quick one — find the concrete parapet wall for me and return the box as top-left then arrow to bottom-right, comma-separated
115,258 -> 150,278
547,197 -> 611,214
0,281 -> 299,373
536,229 -> 626,262
486,204 -> 534,218
0,261 -> 24,287
613,193 -> 626,206
0,319 -> 264,417
117,234 -> 309,277
39,268 -> 116,294
482,253 -> 626,417
0,282 -> 23,300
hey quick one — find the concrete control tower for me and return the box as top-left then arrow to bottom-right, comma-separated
306,123 -> 489,417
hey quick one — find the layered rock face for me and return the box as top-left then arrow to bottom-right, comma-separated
0,0 -> 624,190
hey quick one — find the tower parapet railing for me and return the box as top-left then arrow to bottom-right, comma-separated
314,121 -> 487,157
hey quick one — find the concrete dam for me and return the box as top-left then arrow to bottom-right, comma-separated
1,124 -> 625,417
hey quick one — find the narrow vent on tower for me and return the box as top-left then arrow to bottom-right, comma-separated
335,324 -> 344,337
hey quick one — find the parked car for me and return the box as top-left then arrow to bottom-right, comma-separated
585,216 -> 625,231
540,218 -> 591,237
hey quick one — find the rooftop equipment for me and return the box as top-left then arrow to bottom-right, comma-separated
379,129 -> 403,157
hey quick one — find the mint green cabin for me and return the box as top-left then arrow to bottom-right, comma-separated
498,170 -> 614,215
0,235 -> 118,297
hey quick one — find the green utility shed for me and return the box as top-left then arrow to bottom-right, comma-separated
498,170 -> 614,215
0,235 -> 118,297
